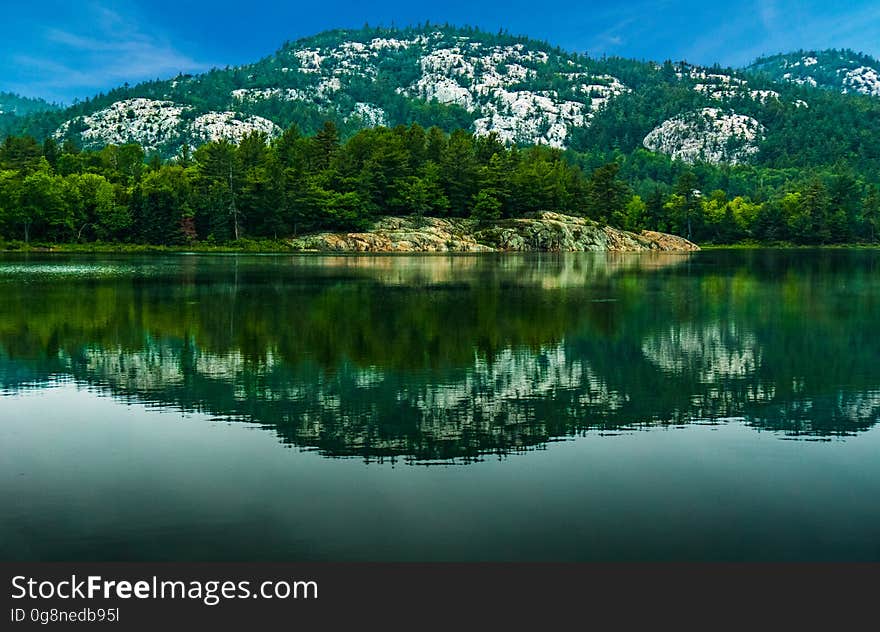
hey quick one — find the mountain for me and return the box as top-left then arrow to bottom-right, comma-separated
0,92 -> 59,140
2,27 -> 880,174
3,27 -> 880,248
745,49 -> 880,96
0,92 -> 58,116
9,26 -> 631,155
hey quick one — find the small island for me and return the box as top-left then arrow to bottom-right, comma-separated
288,212 -> 698,252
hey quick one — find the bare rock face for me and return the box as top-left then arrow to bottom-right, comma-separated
639,230 -> 700,251
288,212 -> 699,252
289,216 -> 493,252
473,212 -> 698,251
54,98 -> 282,154
642,108 -> 764,165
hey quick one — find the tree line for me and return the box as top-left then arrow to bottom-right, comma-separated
0,122 -> 877,246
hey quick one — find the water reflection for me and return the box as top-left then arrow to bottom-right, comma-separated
1,250 -> 879,462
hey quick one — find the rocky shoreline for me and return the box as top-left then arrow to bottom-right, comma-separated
287,212 -> 699,253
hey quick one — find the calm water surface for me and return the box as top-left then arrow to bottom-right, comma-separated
1,250 -> 879,561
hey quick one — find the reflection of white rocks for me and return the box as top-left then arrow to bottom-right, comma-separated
45,325 -> 880,455
412,344 -> 602,422
70,345 -> 186,390
641,322 -> 759,382
643,108 -> 765,165
59,339 -> 623,445
838,391 -> 880,421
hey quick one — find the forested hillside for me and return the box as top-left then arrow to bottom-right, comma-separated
0,93 -> 59,142
746,49 -> 880,96
1,25 -> 879,246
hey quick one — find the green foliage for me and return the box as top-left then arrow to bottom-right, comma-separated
586,162 -> 629,225
1,27 -> 880,249
619,195 -> 647,231
0,123 -> 603,245
471,190 -> 502,221
1,114 -> 879,246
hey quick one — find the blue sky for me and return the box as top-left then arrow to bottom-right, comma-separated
3,0 -> 879,104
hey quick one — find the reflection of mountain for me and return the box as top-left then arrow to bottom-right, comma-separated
1,251 -> 879,461
642,322 -> 760,382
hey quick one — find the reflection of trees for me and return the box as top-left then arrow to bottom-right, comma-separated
0,250 -> 878,461
285,252 -> 694,289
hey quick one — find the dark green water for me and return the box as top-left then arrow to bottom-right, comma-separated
1,250 -> 879,561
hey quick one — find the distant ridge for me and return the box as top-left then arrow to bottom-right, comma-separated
1,26 -> 879,173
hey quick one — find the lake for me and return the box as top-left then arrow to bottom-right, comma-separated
1,250 -> 879,561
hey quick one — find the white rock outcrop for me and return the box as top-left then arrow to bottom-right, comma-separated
782,72 -> 818,87
56,33 -> 633,152
777,55 -> 880,96
56,99 -> 186,151
56,98 -> 281,152
231,88 -> 306,102
346,102 -> 388,127
643,108 -> 765,165
841,66 -> 880,96
189,111 -> 280,144
401,42 -> 627,147
267,34 -> 628,148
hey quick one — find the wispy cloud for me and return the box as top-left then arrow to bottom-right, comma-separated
758,0 -> 780,31
680,0 -> 880,67
8,4 -> 210,103
588,20 -> 633,54
577,1 -> 679,60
